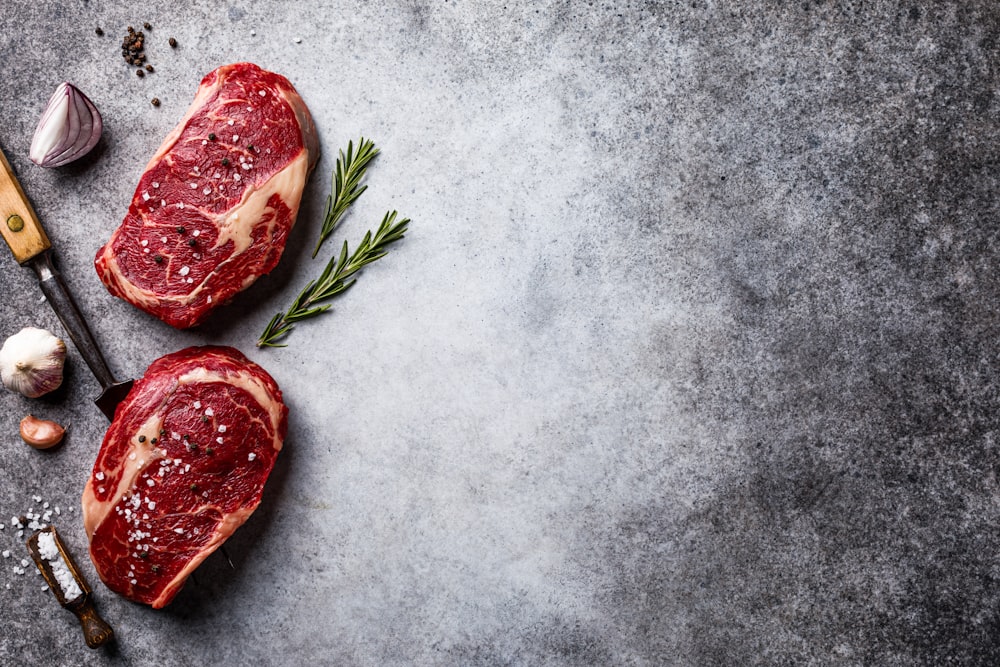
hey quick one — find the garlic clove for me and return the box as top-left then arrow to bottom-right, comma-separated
0,327 -> 67,398
20,415 -> 66,449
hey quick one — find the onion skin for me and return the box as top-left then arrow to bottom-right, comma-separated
29,82 -> 103,168
19,415 -> 65,449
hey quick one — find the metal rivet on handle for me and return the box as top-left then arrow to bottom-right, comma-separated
6,214 -> 24,232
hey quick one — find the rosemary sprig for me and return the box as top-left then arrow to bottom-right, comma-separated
312,138 -> 380,258
257,211 -> 410,347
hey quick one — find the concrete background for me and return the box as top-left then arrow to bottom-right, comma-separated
1,1 -> 999,665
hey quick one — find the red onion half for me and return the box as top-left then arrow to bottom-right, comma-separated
29,82 -> 103,168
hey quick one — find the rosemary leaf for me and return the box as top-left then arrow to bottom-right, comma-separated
257,211 -> 410,347
311,138 -> 379,258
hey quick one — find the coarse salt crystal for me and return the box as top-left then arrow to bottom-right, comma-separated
179,266 -> 191,276
148,501 -> 156,510
174,528 -> 184,534
205,407 -> 214,416
216,437 -> 224,444
202,140 -> 208,146
98,487 -> 105,493
187,277 -> 193,283
96,472 -> 105,481
228,119 -> 235,126
190,183 -> 198,189
233,134 -> 239,142
42,502 -> 49,509
259,90 -> 266,96
20,559 -> 28,567
177,202 -> 185,209
142,192 -> 150,201
218,425 -> 227,433
192,230 -> 200,237
2,551 -> 8,558
234,173 -> 241,181
0,525 -> 4,530
141,239 -> 149,246
242,163 -> 251,170
161,199 -> 167,207
171,432 -> 181,440
153,182 -> 159,188
203,187 -> 212,195
194,401 -> 202,408
146,479 -> 155,487
207,295 -> 212,303
248,453 -> 257,461
293,37 -> 302,43
161,236 -> 168,243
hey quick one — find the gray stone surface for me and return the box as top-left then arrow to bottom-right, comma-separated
0,1 -> 998,664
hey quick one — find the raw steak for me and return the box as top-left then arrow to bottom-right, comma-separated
82,345 -> 287,608
95,62 -> 318,328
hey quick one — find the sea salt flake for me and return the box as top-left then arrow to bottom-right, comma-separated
248,453 -> 257,461
146,479 -> 155,487
216,437 -> 224,444
153,182 -> 159,188
179,266 -> 191,277
232,134 -> 239,142
218,425 -> 227,433
190,183 -> 198,189
205,407 -> 214,416
203,187 -> 212,195
142,192 -> 150,201
259,90 -> 266,96
233,173 -> 241,181
161,236 -> 168,243
228,119 -> 235,126
192,230 -> 200,237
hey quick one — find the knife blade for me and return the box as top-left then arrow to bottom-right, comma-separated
0,145 -> 132,419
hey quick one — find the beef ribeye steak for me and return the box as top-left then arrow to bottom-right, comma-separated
82,345 -> 287,608
95,62 -> 318,328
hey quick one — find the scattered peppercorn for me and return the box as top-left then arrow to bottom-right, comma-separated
150,437 -> 158,444
144,22 -> 152,30
153,254 -> 163,263
145,64 -> 154,72
95,27 -> 104,36
151,97 -> 160,107
208,133 -> 216,141
200,415 -> 208,423
205,447 -> 214,455
138,435 -> 146,443
160,429 -> 166,435
139,551 -> 149,559
151,565 -> 160,573
221,158 -> 229,166
190,484 -> 199,492
247,144 -> 255,151
188,238 -> 197,247
176,226 -> 185,234
168,37 -> 177,48
136,69 -> 145,78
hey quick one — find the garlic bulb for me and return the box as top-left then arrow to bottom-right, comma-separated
0,328 -> 67,398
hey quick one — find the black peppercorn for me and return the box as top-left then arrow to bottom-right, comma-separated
188,238 -> 197,247
168,37 -> 177,47
150,437 -> 157,444
145,64 -> 154,72
151,97 -> 160,107
153,254 -> 163,263
138,435 -> 146,443
221,158 -> 229,166
95,27 -> 104,36
136,69 -> 145,78
208,133 -> 216,141
144,22 -> 152,30
176,226 -> 185,234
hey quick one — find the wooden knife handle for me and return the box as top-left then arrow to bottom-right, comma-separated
71,595 -> 114,649
0,146 -> 51,264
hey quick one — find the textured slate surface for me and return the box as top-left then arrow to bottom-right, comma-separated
0,1 -> 999,665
